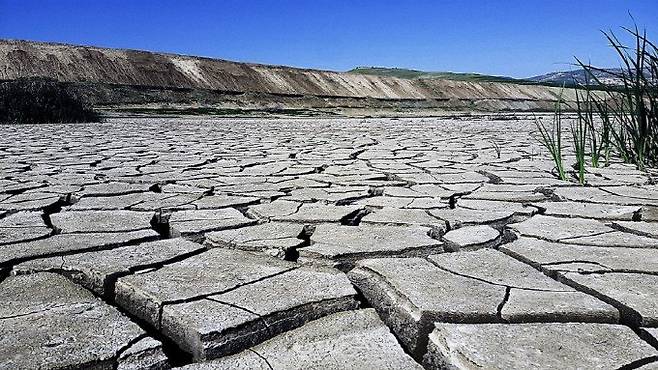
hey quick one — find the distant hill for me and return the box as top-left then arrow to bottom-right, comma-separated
349,66 -> 624,89
528,68 -> 624,86
348,67 -> 532,84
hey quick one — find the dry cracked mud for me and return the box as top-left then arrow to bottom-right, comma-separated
1,116 -> 658,369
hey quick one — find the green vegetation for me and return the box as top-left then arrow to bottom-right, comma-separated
570,112 -> 588,185
491,140 -> 501,159
575,81 -> 609,168
348,67 -> 530,83
573,22 -> 657,171
0,78 -> 100,124
539,21 -> 657,184
535,92 -> 568,181
348,67 -> 616,91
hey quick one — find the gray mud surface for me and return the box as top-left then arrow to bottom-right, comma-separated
1,116 -> 657,369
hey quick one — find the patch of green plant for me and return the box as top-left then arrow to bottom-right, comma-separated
348,67 -> 533,84
574,77 -> 603,168
571,110 -> 588,185
0,78 -> 101,124
574,21 -> 657,170
535,90 -> 568,181
592,98 -> 613,164
349,67 -> 613,91
491,140 -> 501,159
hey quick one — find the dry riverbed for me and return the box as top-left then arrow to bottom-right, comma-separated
1,116 -> 657,369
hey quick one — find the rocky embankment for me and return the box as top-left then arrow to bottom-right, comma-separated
0,40 -> 576,114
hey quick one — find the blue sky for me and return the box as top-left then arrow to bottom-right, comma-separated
0,0 -> 656,78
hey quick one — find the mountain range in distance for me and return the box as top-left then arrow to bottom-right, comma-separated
528,68 -> 624,86
348,66 -> 623,87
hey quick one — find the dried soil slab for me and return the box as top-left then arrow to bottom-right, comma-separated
286,186 -> 370,203
423,323 -> 658,370
560,231 -> 658,248
117,337 -> 170,370
612,221 -> 658,238
457,199 -> 536,216
13,238 -> 205,297
272,203 -> 362,223
68,192 -> 170,210
181,309 -> 422,370
382,186 -> 430,198
411,184 -> 469,198
487,172 -> 565,186
532,201 -> 641,220
554,186 -> 658,206
604,185 -> 658,201
131,193 -> 199,211
586,172 -> 650,186
115,248 -> 357,360
361,207 -> 447,229
442,225 -> 500,250
501,237 -> 658,275
161,183 -> 207,194
405,197 -> 450,209
168,209 -> 256,237
0,273 -> 167,370
428,250 -> 616,321
0,229 -> 158,266
463,185 -> 548,202
0,180 -> 45,194
558,272 -> 658,326
511,215 -> 658,248
510,215 -> 612,240
349,250 -> 616,358
0,193 -> 61,211
433,171 -> 490,184
428,207 -> 514,228
301,224 -> 443,269
356,196 -> 446,209
115,248 -> 294,324
205,222 -> 306,258
51,210 -> 155,233
0,211 -> 50,245
79,182 -> 154,196
273,177 -> 328,190
190,194 -> 260,209
239,161 -> 290,176
0,211 -> 49,227
216,186 -> 286,199
246,199 -> 301,219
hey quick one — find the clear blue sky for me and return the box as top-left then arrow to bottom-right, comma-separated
1,0 -> 656,78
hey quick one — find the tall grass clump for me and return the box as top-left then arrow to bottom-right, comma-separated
575,22 -> 657,170
491,140 -> 501,159
0,78 -> 101,124
535,90 -> 568,181
574,74 -> 609,168
571,109 -> 588,184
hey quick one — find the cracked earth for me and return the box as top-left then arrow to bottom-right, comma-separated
1,116 -> 658,369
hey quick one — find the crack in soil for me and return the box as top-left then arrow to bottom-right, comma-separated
426,258 -> 571,293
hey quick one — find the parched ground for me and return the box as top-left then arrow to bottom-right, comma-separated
1,116 -> 658,369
